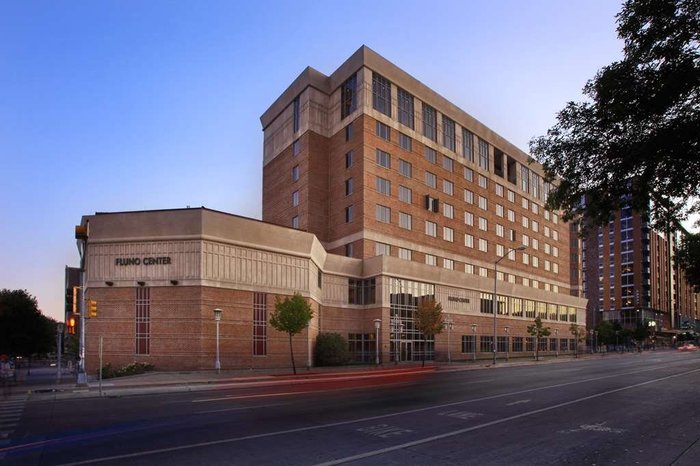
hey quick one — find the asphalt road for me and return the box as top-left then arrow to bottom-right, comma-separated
3,351 -> 700,465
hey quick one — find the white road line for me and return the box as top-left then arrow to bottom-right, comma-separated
196,402 -> 289,414
53,366 -> 699,466
314,367 -> 700,465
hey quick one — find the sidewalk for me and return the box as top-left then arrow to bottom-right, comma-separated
19,350 -> 646,400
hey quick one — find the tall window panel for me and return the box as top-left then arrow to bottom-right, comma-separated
463,128 -> 474,162
135,287 -> 150,355
442,115 -> 456,151
372,72 -> 392,117
253,293 -> 267,356
397,88 -> 414,129
478,138 -> 489,171
423,104 -> 437,141
340,73 -> 357,119
293,96 -> 300,133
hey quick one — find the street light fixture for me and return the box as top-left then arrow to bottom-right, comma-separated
648,320 -> 657,351
554,328 -> 559,358
374,319 -> 382,365
56,322 -> 65,383
213,308 -> 222,373
471,324 -> 477,362
493,245 -> 527,365
444,317 -> 454,364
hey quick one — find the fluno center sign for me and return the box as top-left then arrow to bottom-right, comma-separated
115,257 -> 172,266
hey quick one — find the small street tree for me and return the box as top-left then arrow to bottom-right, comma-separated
413,298 -> 444,367
0,289 -> 56,358
527,317 -> 551,361
269,293 -> 314,375
569,323 -> 585,358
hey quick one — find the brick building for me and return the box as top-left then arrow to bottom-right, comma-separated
79,46 -> 588,371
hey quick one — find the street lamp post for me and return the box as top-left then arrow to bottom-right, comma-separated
493,245 -> 527,365
471,324 -> 477,362
648,320 -> 657,350
504,326 -> 510,362
589,329 -> 594,353
554,328 -> 559,358
56,322 -> 65,383
444,318 -> 454,364
374,319 -> 381,365
213,308 -> 222,373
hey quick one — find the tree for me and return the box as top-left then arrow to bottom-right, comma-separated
595,320 -> 616,347
676,233 -> 700,292
527,317 -> 551,361
530,0 -> 700,235
269,293 -> 313,375
0,289 -> 56,357
413,298 -> 444,367
569,323 -> 585,358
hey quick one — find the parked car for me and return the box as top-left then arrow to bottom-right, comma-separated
678,343 -> 699,352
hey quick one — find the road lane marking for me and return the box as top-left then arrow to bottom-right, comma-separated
438,411 -> 482,420
357,424 -> 413,439
45,366 -> 700,466
196,402 -> 289,414
314,367 -> 700,465
506,399 -> 531,406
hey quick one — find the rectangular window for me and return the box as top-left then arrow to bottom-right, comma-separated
399,248 -> 412,261
425,220 -> 437,237
345,205 -> 353,223
443,226 -> 454,242
481,336 -> 494,352
425,254 -> 437,266
461,335 -> 476,353
375,242 -> 390,256
376,121 -> 391,141
253,292 -> 267,356
443,180 -> 454,196
443,202 -> 454,219
522,197 -> 529,209
340,73 -> 357,119
425,146 -> 437,164
345,178 -> 353,196
464,167 -> 474,182
462,128 -> 474,162
135,287 -> 150,355
508,209 -> 515,222
442,156 -> 454,172
465,263 -> 474,274
521,165 -> 530,192
526,337 -> 535,352
292,138 -> 301,156
292,190 -> 299,207
345,243 -> 354,257
495,184 -> 504,197
348,278 -> 376,305
372,72 -> 391,117
464,212 -> 474,226
292,165 -> 300,182
426,195 -> 439,212
479,217 -> 488,231
507,190 -> 515,203
478,196 -> 488,210
496,224 -> 504,237
399,212 -> 412,230
293,96 -> 300,133
376,149 -> 391,168
478,238 -> 488,252
399,133 -> 412,151
423,104 -> 437,141
345,151 -> 353,168
425,171 -> 437,188
399,185 -> 412,203
443,258 -> 454,270
512,337 -> 524,352
397,88 -> 414,129
376,204 -> 391,223
376,176 -> 391,195
478,138 -> 489,171
465,234 -> 474,248
399,159 -> 412,178
464,189 -> 474,204
478,175 -> 487,189
442,115 -> 455,151
496,204 -> 504,217
345,123 -> 353,141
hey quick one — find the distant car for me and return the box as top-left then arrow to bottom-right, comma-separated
678,343 -> 699,352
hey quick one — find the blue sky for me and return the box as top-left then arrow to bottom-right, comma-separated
1,0 -> 637,321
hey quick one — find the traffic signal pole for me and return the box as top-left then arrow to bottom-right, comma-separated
75,224 -> 88,386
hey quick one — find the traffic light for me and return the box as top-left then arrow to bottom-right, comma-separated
88,300 -> 97,318
65,288 -> 72,314
67,315 -> 77,334
72,286 -> 80,314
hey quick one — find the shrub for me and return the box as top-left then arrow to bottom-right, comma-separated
315,332 -> 351,366
98,362 -> 155,379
